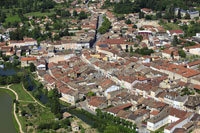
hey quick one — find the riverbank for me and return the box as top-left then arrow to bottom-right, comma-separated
0,83 -> 47,133
0,92 -> 17,133
0,86 -> 23,133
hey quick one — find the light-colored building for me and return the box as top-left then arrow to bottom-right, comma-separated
21,57 -> 37,67
59,86 -> 79,105
147,107 -> 193,132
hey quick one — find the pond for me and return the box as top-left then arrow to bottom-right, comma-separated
0,68 -> 17,76
67,109 -> 95,127
26,76 -> 48,104
0,92 -> 17,133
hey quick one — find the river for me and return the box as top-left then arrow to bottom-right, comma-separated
0,92 -> 17,133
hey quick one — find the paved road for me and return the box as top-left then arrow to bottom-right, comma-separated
85,0 -> 104,49
93,14 -> 103,49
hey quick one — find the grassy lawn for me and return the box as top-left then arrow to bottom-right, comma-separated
37,109 -> 55,122
5,15 -> 21,23
10,84 -> 34,101
162,23 -> 181,30
0,89 -> 16,99
59,99 -> 71,107
24,12 -> 55,17
17,102 -> 56,132
17,113 -> 26,132
12,113 -> 20,133
21,103 -> 55,131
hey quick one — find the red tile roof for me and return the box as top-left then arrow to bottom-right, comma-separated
151,110 -> 160,116
169,30 -> 184,34
188,60 -> 200,67
21,57 -> 37,61
105,103 -> 132,114
88,96 -> 106,107
194,84 -> 200,90
104,38 -> 127,45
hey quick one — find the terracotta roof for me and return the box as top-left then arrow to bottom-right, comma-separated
188,60 -> 200,67
162,49 -> 179,56
169,30 -> 184,34
117,110 -> 132,119
194,84 -> 200,90
21,57 -> 37,61
104,38 -> 127,45
141,8 -> 152,12
24,38 -> 36,42
59,86 -> 76,96
151,110 -> 160,116
88,96 -> 106,107
165,117 -> 186,130
154,63 -> 200,78
105,103 -> 132,114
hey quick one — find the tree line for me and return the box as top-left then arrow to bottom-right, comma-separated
98,16 -> 111,34
103,0 -> 200,15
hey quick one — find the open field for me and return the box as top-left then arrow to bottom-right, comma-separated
10,84 -> 34,101
24,12 -> 55,17
5,15 -> 21,23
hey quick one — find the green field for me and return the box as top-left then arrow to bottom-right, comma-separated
5,15 -> 21,23
0,89 -> 16,99
10,84 -> 34,101
24,11 -> 55,17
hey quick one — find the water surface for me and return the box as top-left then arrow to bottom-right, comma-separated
0,92 -> 17,133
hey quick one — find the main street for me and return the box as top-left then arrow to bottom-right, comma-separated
85,0 -> 104,49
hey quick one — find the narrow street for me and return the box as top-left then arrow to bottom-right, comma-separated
85,0 -> 103,49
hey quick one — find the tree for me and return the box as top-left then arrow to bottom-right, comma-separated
130,46 -> 133,53
79,11 -> 87,20
101,0 -> 112,9
177,9 -> 181,19
98,16 -> 111,34
133,25 -> 137,29
171,51 -> 174,59
9,28 -> 24,40
2,56 -> 10,61
73,10 -> 78,16
30,63 -> 36,72
104,125 -> 120,133
0,36 -> 4,42
27,103 -> 35,113
135,47 -> 154,55
54,34 -> 60,40
139,12 -> 144,19
21,110 -> 26,116
48,88 -> 61,117
87,91 -> 96,96
156,11 -> 162,19
136,35 -> 143,42
61,119 -> 70,128
172,35 -> 179,46
145,15 -> 152,20
185,12 -> 190,19
178,50 -> 186,58
113,0 -> 139,14
125,47 -> 129,52
125,19 -> 131,24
